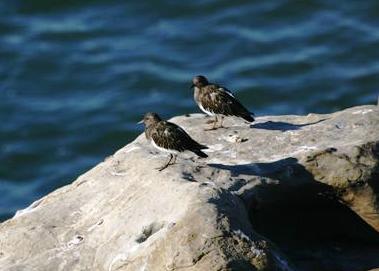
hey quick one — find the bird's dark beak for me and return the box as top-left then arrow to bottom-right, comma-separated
137,119 -> 144,124
190,83 -> 195,89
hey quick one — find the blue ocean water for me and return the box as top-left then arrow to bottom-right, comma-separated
0,0 -> 378,221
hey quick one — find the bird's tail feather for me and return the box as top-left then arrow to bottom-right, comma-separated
192,149 -> 208,158
198,144 -> 208,150
242,113 -> 255,123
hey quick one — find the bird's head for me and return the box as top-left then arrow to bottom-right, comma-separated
191,75 -> 209,88
138,112 -> 162,127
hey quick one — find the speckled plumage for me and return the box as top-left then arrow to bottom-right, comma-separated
140,112 -> 208,171
192,75 -> 254,129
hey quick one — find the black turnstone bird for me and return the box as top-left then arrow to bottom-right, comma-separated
191,75 -> 255,130
139,112 -> 208,171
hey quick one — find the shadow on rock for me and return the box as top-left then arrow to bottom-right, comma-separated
208,157 -> 298,178
208,158 -> 379,271
251,119 -> 327,131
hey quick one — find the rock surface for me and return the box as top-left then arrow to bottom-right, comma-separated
1,105 -> 379,271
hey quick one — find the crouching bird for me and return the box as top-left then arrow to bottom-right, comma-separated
191,75 -> 255,130
139,112 -> 208,171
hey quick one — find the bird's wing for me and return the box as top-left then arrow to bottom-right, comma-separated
151,121 -> 199,152
201,85 -> 250,117
217,85 -> 235,98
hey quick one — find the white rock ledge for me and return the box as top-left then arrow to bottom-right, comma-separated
1,105 -> 379,271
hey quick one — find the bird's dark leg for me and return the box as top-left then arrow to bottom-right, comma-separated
213,116 -> 218,129
205,116 -> 218,131
169,154 -> 177,165
206,116 -> 217,124
157,154 -> 173,171
218,116 -> 225,128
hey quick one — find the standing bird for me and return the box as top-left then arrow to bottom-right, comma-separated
191,75 -> 255,130
139,112 -> 208,171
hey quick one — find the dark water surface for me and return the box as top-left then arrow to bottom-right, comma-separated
0,0 -> 378,221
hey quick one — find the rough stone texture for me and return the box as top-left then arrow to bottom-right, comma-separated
0,105 -> 379,271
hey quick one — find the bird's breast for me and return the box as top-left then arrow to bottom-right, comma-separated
145,126 -> 154,140
194,87 -> 201,103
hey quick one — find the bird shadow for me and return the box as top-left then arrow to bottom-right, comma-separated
208,157 -> 298,178
208,157 -> 379,271
250,118 -> 328,131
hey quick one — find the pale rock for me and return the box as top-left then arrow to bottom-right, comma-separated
1,105 -> 379,271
